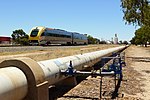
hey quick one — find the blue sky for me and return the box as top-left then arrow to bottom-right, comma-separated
0,0 -> 137,41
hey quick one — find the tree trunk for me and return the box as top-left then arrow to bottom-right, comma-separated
145,43 -> 147,47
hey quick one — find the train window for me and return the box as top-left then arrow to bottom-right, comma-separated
46,33 -> 53,36
48,33 -> 53,37
56,34 -> 59,37
41,32 -> 45,36
54,34 -> 57,37
45,33 -> 48,36
30,30 -> 39,37
43,32 -> 71,38
67,35 -> 71,38
51,33 -> 53,36
60,34 -> 64,37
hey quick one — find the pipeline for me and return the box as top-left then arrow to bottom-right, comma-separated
0,45 -> 128,100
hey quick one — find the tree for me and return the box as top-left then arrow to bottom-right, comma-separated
11,29 -> 29,45
99,40 -> 107,44
122,40 -> 129,45
130,37 -> 136,44
121,0 -> 150,26
94,38 -> 100,44
87,35 -> 101,44
119,40 -> 123,44
121,0 -> 150,47
87,35 -> 95,44
130,26 -> 150,46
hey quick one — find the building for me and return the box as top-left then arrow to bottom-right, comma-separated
114,34 -> 118,44
0,36 -> 11,44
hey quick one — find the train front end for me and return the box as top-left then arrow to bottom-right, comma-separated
29,26 -> 45,45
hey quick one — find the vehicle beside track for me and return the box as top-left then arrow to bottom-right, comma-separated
29,26 -> 88,45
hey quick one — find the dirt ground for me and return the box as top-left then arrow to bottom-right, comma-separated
121,45 -> 150,100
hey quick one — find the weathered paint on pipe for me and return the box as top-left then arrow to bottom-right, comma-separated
0,45 -> 127,99
0,67 -> 28,100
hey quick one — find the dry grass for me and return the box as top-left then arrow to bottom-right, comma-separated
0,44 -> 119,61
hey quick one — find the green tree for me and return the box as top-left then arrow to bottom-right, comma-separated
130,37 -> 136,44
123,40 -> 129,45
121,0 -> 150,47
130,26 -> 150,46
119,40 -> 123,44
11,29 -> 29,45
99,40 -> 107,44
87,35 -> 100,44
121,0 -> 150,26
87,35 -> 94,44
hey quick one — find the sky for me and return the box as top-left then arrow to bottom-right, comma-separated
0,0 -> 138,41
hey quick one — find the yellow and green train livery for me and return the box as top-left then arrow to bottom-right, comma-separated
29,26 -> 88,45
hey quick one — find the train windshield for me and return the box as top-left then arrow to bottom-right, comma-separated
30,30 -> 39,37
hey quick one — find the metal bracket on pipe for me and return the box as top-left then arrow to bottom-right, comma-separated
99,52 -> 126,98
61,61 -> 115,77
61,61 -> 76,76
101,52 -> 126,79
61,51 -> 126,77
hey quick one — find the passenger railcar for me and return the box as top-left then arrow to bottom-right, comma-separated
29,26 -> 88,45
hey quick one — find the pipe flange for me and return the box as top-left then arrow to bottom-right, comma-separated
0,57 -> 45,100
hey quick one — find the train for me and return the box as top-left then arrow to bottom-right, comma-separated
29,26 -> 88,45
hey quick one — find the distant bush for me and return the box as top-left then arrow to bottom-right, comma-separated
11,29 -> 29,45
99,41 -> 107,44
87,35 -> 100,44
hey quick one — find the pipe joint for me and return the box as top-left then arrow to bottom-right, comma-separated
0,57 -> 49,100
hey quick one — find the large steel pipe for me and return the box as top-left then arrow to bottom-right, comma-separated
38,46 -> 127,84
0,45 -> 127,100
0,67 -> 28,100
